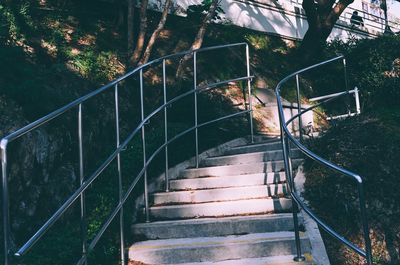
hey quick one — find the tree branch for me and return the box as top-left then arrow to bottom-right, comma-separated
302,0 -> 318,25
138,0 -> 172,65
327,0 -> 354,25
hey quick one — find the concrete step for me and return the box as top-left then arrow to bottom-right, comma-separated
148,198 -> 292,220
169,172 -> 286,191
132,213 -> 302,240
224,141 -> 283,155
176,255 -> 314,265
181,160 -> 302,179
129,231 -> 311,264
202,149 -> 302,167
152,184 -> 288,205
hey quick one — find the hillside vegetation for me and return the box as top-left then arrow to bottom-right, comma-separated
2,1 -> 399,265
0,1 -> 298,264
304,35 -> 400,265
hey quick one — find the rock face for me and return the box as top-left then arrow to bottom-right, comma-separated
1,95 -> 77,242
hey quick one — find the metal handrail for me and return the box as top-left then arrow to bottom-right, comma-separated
1,42 -> 254,265
275,55 -> 373,264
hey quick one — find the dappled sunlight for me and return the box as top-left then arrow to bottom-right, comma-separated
77,34 -> 96,46
40,39 -> 57,57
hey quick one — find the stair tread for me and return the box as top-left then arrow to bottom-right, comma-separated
129,231 -> 311,263
132,213 -> 303,240
173,171 -> 286,182
230,140 -> 281,149
155,183 -> 285,193
133,213 -> 295,228
203,149 -> 301,167
224,142 -> 283,155
181,160 -> 302,179
185,160 -> 299,171
176,255 -> 314,265
207,149 -> 299,160
152,184 -> 287,205
129,231 -> 307,251
147,197 -> 292,220
150,197 -> 291,210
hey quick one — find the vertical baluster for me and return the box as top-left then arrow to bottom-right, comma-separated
78,104 -> 87,265
1,140 -> 10,265
278,99 -> 305,263
163,60 -> 169,192
358,181 -> 373,265
279,129 -> 291,201
140,69 -> 150,222
295,74 -> 303,142
343,57 -> 349,92
284,135 -> 305,262
354,87 -> 361,114
343,57 -> 351,115
245,44 -> 254,143
193,52 -> 199,168
114,84 -> 126,264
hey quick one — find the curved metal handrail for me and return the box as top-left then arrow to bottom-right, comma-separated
0,42 -> 247,144
275,56 -> 373,264
1,42 -> 254,265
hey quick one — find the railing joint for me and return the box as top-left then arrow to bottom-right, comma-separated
1,138 -> 8,163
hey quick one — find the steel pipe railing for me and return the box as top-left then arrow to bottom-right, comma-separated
275,55 -> 373,264
1,42 -> 254,265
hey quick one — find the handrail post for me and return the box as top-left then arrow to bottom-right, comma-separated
163,60 -> 169,192
78,104 -> 87,265
280,131 -> 291,197
140,69 -> 150,222
246,44 -> 254,143
295,75 -> 303,142
343,57 -> 351,114
114,84 -> 126,265
285,137 -> 305,262
354,87 -> 361,114
1,141 -> 11,265
358,181 -> 373,265
194,52 -> 199,168
278,101 -> 305,263
278,100 -> 291,202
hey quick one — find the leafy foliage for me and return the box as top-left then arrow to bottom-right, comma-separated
304,35 -> 400,265
187,0 -> 224,23
323,35 -> 400,109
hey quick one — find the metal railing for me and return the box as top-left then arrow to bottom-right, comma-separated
1,43 -> 254,265
287,0 -> 400,35
309,86 -> 361,121
275,55 -> 373,264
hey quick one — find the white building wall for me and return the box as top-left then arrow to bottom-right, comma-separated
156,0 -> 400,41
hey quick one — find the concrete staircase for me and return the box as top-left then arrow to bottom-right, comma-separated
129,138 -> 315,265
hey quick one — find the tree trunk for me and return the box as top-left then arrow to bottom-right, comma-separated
175,0 -> 220,78
130,0 -> 149,66
138,0 -> 172,65
300,23 -> 334,62
300,0 -> 354,62
127,0 -> 135,61
115,0 -> 125,29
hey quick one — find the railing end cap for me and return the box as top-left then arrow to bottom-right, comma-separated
1,138 -> 8,150
1,138 -> 9,163
354,174 -> 363,184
